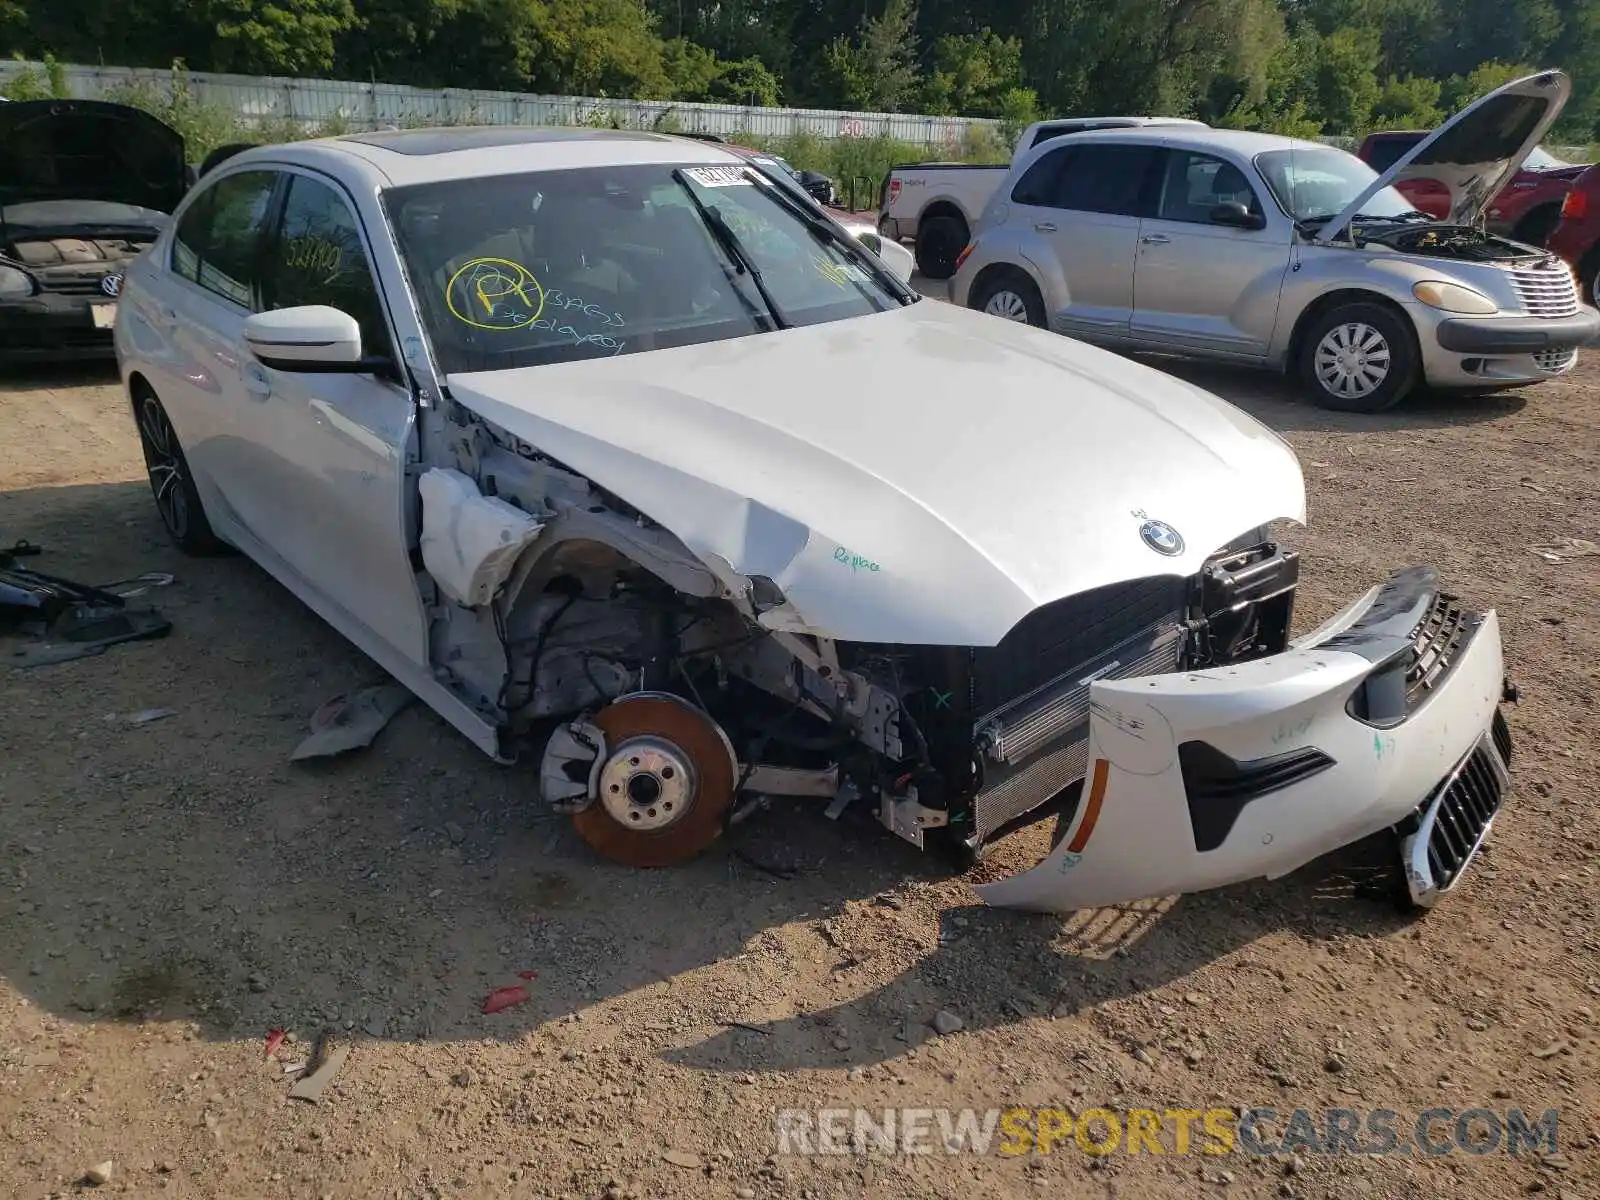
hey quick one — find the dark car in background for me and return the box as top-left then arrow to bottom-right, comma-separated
1358,129 -> 1586,245
0,99 -> 187,361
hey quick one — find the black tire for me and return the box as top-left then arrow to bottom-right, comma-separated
915,214 -> 968,280
1513,205 -> 1560,247
970,267 -> 1047,327
1297,301 -> 1419,413
133,388 -> 228,555
1580,250 -> 1600,310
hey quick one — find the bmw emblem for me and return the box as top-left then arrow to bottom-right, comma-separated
101,273 -> 123,298
1139,519 -> 1184,556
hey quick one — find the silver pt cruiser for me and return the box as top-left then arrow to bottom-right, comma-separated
951,70 -> 1600,412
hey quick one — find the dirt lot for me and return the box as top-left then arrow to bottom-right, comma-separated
1,337 -> 1597,1200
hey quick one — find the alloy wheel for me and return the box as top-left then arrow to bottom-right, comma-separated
138,397 -> 190,540
1313,321 -> 1392,401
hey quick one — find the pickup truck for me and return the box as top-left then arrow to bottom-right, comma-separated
879,116 -> 1207,278
1356,129 -> 1587,245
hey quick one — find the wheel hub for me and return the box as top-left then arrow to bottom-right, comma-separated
597,735 -> 697,831
569,692 -> 739,867
984,290 -> 1029,321
1314,322 -> 1391,399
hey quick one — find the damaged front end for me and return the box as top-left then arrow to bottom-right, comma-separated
409,376 -> 1506,915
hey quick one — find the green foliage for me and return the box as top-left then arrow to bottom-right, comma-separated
101,63 -> 255,159
2,51 -> 67,99
5,0 -> 1600,147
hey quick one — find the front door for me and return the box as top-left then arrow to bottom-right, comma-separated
239,169 -> 429,663
1130,150 -> 1291,357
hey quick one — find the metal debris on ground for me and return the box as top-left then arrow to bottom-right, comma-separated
1,541 -> 174,669
288,1029 -> 348,1104
1531,537 -> 1600,563
124,708 -> 177,726
290,682 -> 413,761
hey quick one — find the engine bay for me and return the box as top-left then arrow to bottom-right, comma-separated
1359,223 -> 1549,262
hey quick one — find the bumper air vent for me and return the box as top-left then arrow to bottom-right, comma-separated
1178,741 -> 1336,853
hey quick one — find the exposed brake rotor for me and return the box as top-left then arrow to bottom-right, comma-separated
569,692 -> 738,867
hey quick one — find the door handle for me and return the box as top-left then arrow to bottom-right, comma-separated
1140,234 -> 1171,245
242,363 -> 273,399
1034,221 -> 1058,233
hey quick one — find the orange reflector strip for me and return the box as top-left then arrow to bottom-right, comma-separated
954,243 -> 974,272
1066,758 -> 1109,854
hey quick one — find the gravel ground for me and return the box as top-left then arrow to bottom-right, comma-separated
0,325 -> 1596,1200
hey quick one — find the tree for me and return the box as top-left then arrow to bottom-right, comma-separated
1371,73 -> 1443,128
818,0 -> 921,111
919,29 -> 1028,117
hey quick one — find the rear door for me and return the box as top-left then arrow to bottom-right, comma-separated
1130,149 -> 1292,357
160,167 -> 285,541
1012,141 -> 1163,337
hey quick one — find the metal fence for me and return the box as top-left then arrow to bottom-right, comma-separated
0,60 -> 1001,146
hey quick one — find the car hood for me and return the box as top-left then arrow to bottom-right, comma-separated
446,302 -> 1306,646
0,99 -> 187,214
1320,70 -> 1570,243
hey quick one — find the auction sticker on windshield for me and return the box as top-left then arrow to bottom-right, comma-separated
683,166 -> 752,188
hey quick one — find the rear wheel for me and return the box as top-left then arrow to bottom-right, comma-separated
133,389 -> 228,555
915,214 -> 968,280
970,267 -> 1046,328
1297,301 -> 1419,413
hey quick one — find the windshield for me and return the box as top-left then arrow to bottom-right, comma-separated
1524,145 -> 1570,170
1254,147 -> 1418,223
385,163 -> 909,375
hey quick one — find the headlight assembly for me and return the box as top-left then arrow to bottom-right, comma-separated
1412,280 -> 1498,315
0,262 -> 38,300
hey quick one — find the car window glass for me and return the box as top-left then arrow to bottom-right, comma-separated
1052,144 -> 1162,217
171,170 -> 278,307
262,174 -> 393,360
1157,151 -> 1263,223
1011,147 -> 1073,206
386,163 -> 907,375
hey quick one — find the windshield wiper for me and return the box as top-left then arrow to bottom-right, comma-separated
670,168 -> 788,331
752,173 -> 915,305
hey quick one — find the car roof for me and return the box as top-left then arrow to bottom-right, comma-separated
217,125 -> 745,189
1045,125 -> 1321,157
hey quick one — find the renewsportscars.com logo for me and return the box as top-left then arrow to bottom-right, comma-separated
774,1106 -> 1562,1158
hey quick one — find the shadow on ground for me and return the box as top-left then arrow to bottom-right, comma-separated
0,475 -> 1420,1076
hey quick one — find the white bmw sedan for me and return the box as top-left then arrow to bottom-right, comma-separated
115,127 -> 1515,916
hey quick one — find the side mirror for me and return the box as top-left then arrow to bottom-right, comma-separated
1210,201 -> 1266,230
244,305 -> 368,372
855,230 -> 914,283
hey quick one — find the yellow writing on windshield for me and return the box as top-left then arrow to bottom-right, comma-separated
445,257 -> 547,331
813,255 -> 851,288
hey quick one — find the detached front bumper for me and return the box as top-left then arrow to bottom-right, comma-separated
976,566 -> 1512,914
